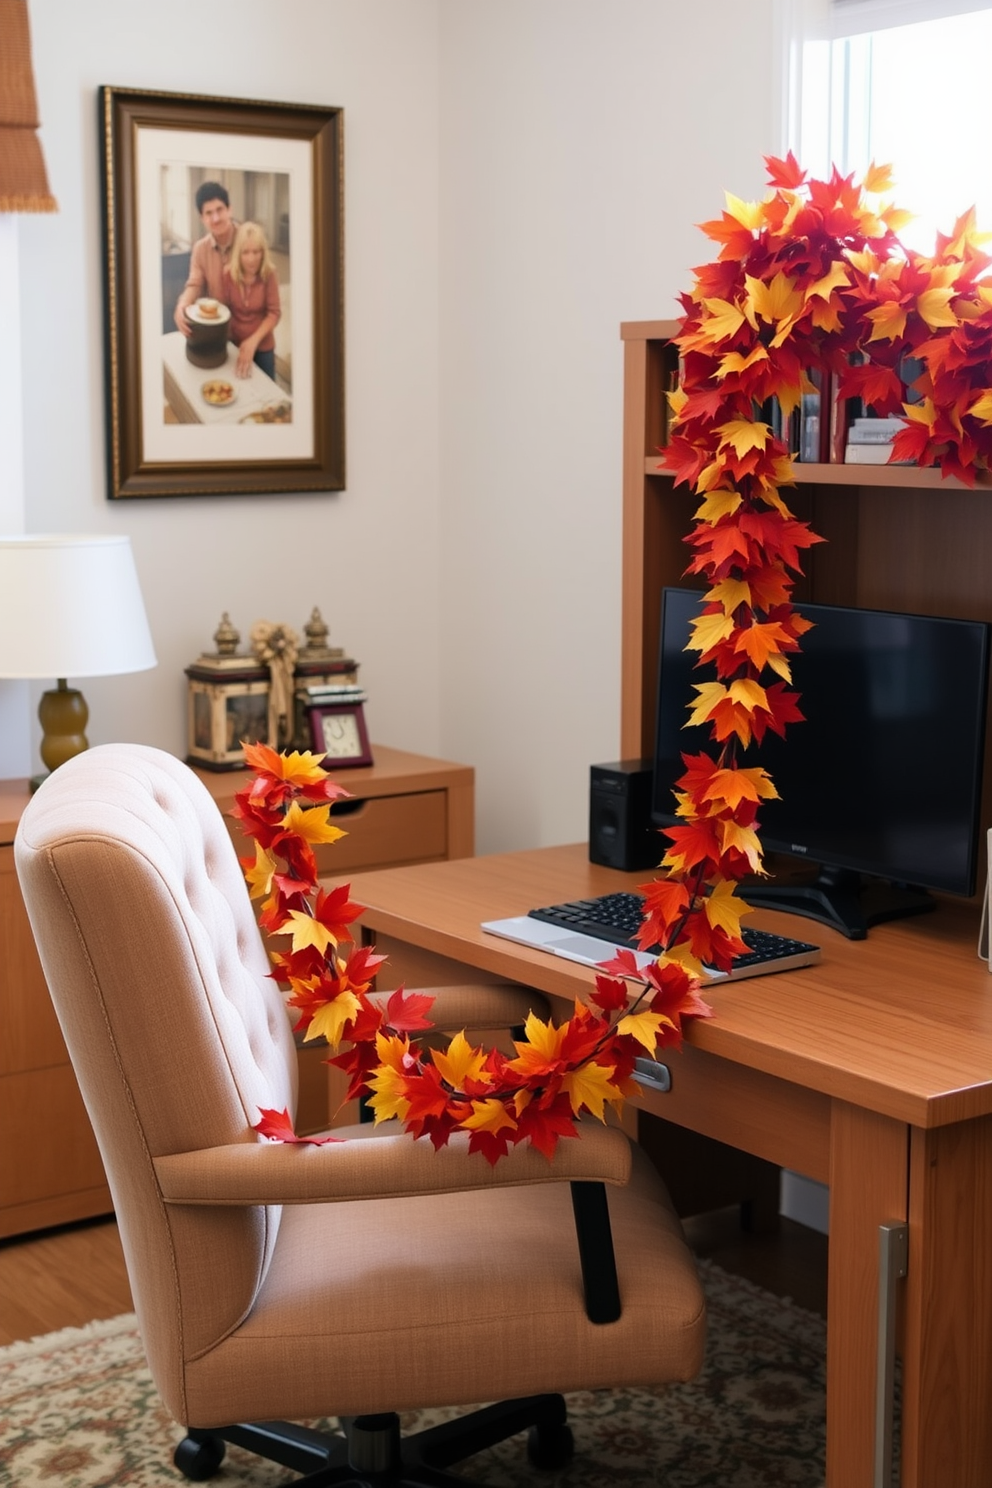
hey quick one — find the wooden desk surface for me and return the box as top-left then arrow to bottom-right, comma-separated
350,842 -> 992,1132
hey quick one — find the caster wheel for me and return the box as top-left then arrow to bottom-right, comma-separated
527,1421 -> 574,1470
174,1433 -> 226,1481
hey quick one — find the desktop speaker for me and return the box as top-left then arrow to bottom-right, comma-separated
588,760 -> 661,872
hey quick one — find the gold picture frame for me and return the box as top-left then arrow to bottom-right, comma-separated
100,86 -> 344,499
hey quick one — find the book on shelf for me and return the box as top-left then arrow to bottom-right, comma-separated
847,417 -> 907,445
844,443 -> 912,465
797,369 -> 832,464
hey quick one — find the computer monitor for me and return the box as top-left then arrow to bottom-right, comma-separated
651,588 -> 991,939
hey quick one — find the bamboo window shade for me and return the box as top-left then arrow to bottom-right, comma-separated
0,0 -> 55,212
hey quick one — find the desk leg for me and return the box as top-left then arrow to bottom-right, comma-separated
826,1102 -> 907,1488
900,1115 -> 992,1488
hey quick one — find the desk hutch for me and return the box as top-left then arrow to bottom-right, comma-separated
620,319 -> 992,847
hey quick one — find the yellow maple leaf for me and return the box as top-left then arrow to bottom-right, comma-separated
716,419 -> 769,458
881,206 -> 914,237
703,878 -> 752,940
518,1010 -> 566,1062
725,191 -> 763,230
242,842 -> 277,902
773,380 -> 804,421
688,609 -> 735,654
715,345 -> 769,380
865,301 -> 908,343
744,271 -> 804,331
904,398 -> 936,430
846,247 -> 882,278
657,941 -> 706,978
695,488 -> 743,524
618,1009 -> 673,1053
686,680 -> 729,728
809,298 -> 844,335
968,391 -> 992,426
753,481 -> 793,517
278,908 -> 336,957
561,1060 -> 621,1121
306,989 -> 362,1048
668,385 -> 687,423
728,677 -> 769,712
702,765 -> 778,810
699,296 -> 747,344
696,457 -> 733,493
282,799 -> 347,848
863,161 -> 895,195
460,1098 -> 518,1135
916,287 -> 960,331
719,820 -> 764,873
432,1029 -> 491,1092
367,1063 -> 412,1123
709,577 -> 751,614
804,262 -> 849,304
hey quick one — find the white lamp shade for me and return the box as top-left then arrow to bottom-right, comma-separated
0,534 -> 157,680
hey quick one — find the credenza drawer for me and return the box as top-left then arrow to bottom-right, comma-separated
0,1065 -> 109,1212
316,790 -> 448,874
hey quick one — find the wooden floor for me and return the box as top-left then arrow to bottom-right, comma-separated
0,1204 -> 827,1348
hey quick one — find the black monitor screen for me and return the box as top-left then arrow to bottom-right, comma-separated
651,589 -> 991,908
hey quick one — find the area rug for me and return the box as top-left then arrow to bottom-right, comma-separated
0,1261 -> 825,1487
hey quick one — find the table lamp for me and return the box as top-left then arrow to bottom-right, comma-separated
0,534 -> 157,788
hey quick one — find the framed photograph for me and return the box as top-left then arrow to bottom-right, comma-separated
100,86 -> 344,499
308,700 -> 373,768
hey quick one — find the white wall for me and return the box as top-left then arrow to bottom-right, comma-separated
437,0 -> 779,851
10,0 -> 443,773
9,0 -> 780,854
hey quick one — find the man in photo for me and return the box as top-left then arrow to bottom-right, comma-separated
172,180 -> 238,337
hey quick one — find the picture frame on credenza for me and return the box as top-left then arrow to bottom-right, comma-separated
100,86 -> 344,499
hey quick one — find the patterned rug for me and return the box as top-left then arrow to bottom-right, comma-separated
0,1261 -> 825,1487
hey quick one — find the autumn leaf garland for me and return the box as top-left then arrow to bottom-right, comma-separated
640,154 -> 992,978
238,157 -> 992,1164
235,740 -> 712,1165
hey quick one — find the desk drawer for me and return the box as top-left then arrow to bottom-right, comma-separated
316,790 -> 448,874
635,1043 -> 831,1185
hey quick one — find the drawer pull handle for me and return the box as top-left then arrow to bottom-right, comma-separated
634,1057 -> 671,1093
330,798 -> 368,817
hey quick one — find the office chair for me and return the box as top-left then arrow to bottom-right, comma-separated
15,744 -> 706,1486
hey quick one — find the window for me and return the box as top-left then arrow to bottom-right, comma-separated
784,0 -> 992,252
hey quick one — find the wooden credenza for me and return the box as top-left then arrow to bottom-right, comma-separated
0,745 -> 474,1239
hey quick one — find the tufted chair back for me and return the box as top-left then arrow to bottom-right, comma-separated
14,744 -> 296,1418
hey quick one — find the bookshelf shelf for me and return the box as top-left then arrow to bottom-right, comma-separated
642,455 -> 990,491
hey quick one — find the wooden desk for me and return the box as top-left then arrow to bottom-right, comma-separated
349,842 -> 992,1488
0,745 -> 474,1238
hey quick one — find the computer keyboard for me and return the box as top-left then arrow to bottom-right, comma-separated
527,891 -> 821,979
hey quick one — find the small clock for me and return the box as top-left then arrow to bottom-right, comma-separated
307,700 -> 373,768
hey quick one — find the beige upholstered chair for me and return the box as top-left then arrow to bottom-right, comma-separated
15,744 -> 705,1486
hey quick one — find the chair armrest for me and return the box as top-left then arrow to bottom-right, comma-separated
154,1121 -> 631,1206
368,982 -> 548,1031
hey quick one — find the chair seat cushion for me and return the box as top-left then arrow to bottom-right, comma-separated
182,1144 -> 706,1426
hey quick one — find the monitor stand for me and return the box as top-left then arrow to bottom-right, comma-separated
740,865 -> 935,941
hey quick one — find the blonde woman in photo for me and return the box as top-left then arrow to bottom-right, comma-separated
222,220 -> 281,380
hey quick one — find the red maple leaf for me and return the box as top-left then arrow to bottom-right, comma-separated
253,1107 -> 344,1145
382,986 -> 436,1033
764,151 -> 807,190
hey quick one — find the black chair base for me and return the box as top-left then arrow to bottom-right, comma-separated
174,1393 -> 574,1485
